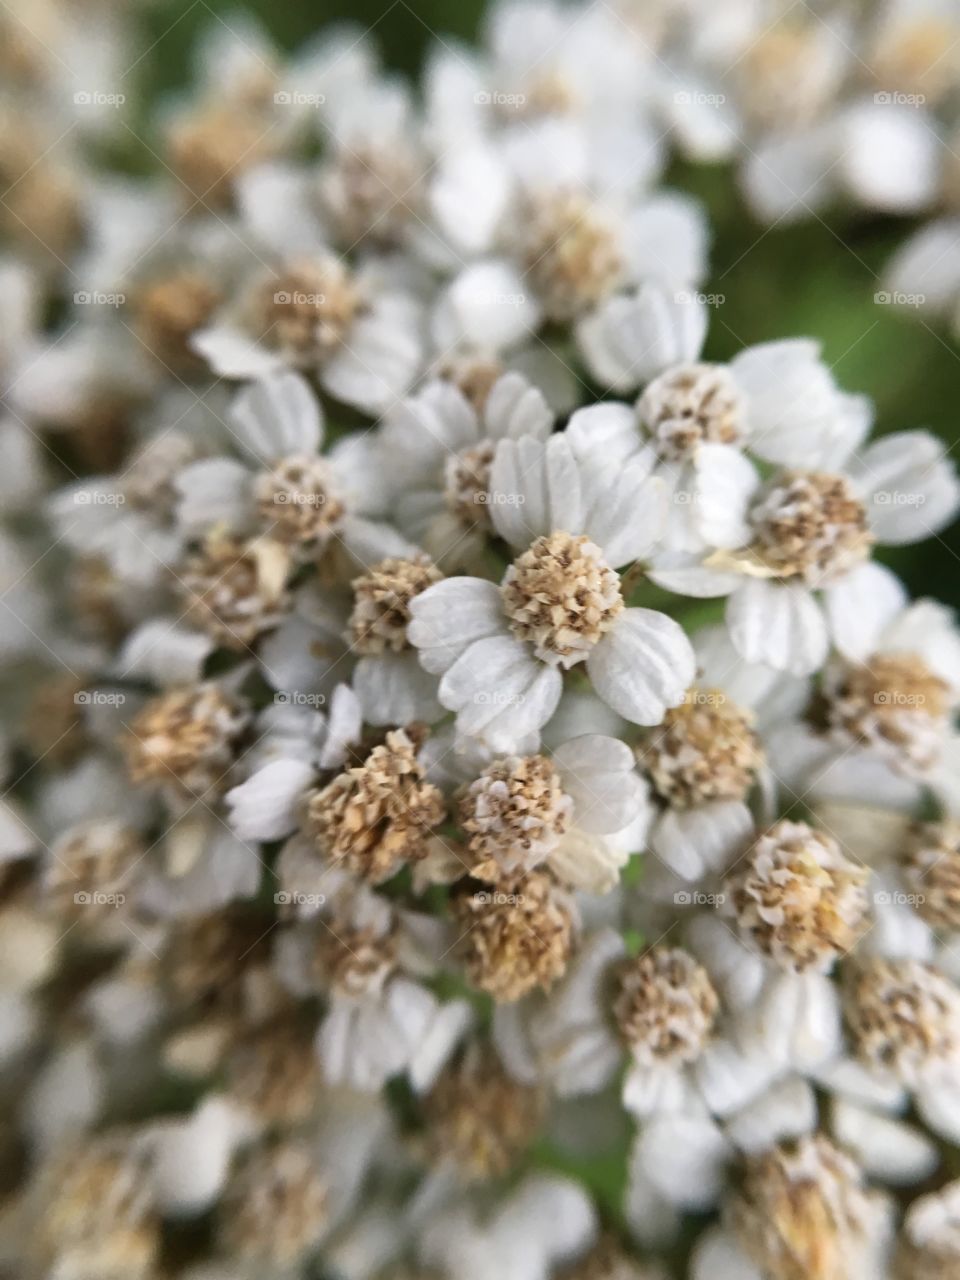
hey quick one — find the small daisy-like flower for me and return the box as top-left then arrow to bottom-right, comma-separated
191,202 -> 424,412
348,554 -> 446,726
655,406 -> 959,675
902,819 -> 960,931
615,946 -> 719,1071
457,733 -> 648,892
408,434 -> 695,751
379,371 -> 554,567
174,372 -> 413,567
218,1140 -> 330,1269
177,528 -> 293,651
895,1179 -> 960,1280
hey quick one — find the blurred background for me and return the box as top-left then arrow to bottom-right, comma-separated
127,0 -> 960,604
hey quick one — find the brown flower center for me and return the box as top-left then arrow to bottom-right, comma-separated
637,363 -> 744,462
459,754 -> 573,879
902,820 -> 960,930
639,689 -> 762,808
254,455 -> 346,548
613,945 -> 718,1067
522,191 -> 624,322
124,683 -> 248,798
348,555 -> 443,655
748,471 -> 872,583
844,958 -> 960,1087
178,531 -> 292,650
250,257 -> 361,365
444,442 -> 496,525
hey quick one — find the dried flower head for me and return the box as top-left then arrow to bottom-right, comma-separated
458,754 -> 573,879
219,1140 -> 329,1268
452,870 -> 576,1002
319,140 -> 423,247
502,532 -> 624,668
312,909 -> 399,997
444,442 -> 497,526
349,555 -> 443,655
133,269 -> 222,371
253,454 -> 346,548
748,471 -> 872,584
521,190 -> 624,322
179,530 -> 292,650
423,1046 -> 544,1181
728,821 -> 870,972
902,820 -> 960,929
306,730 -> 445,883
613,946 -> 719,1067
638,363 -> 744,462
47,818 -> 144,920
557,1236 -> 665,1280
728,1134 -> 888,1280
226,1016 -> 322,1130
167,105 -> 276,208
843,957 -> 960,1087
249,256 -> 362,364
639,690 -> 762,808
125,683 -> 248,797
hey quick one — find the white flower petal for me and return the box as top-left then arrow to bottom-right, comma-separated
576,283 -> 707,392
552,734 -> 647,834
488,433 -> 583,547
226,759 -> 315,842
190,325 -> 286,379
727,578 -> 829,676
822,561 -> 907,661
174,458 -> 253,536
228,370 -> 323,461
484,371 -> 553,441
323,295 -> 423,414
587,607 -> 695,725
692,444 -> 759,549
408,577 -> 506,675
353,652 -> 442,727
852,429 -> 960,544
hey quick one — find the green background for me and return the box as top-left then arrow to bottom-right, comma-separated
134,0 -> 960,603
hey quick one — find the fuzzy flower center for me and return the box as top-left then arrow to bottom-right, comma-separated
639,689 -> 762,808
221,1143 -> 329,1268
167,106 -> 275,208
47,819 -> 144,919
254,455 -> 346,547
179,531 -> 292,650
313,917 -> 399,997
729,1135 -> 884,1280
637,363 -> 744,462
305,730 -> 446,884
825,653 -> 951,774
133,269 -> 221,370
444,442 -> 496,525
459,754 -> 574,879
251,257 -> 362,364
522,191 -> 624,322
748,470 -> 872,583
424,1048 -> 544,1181
348,555 -> 443,655
728,820 -> 870,973
226,1018 -> 321,1128
319,140 -> 423,248
502,531 -> 624,668
452,870 -> 575,1003
843,958 -> 960,1087
125,684 -> 248,798
613,945 -> 719,1067
902,820 -> 960,930
897,1180 -> 960,1278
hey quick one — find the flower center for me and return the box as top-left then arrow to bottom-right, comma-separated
501,531 -> 623,668
522,191 -> 624,322
844,958 -> 960,1087
313,918 -> 399,997
221,1143 -> 329,1268
133,270 -> 222,371
902,820 -> 960,931
639,689 -> 762,807
319,140 -> 423,248
825,653 -> 951,774
899,1182 -> 960,1277
613,946 -> 719,1067
349,555 -> 443,655
125,684 -> 248,798
251,257 -> 362,365
444,442 -> 496,525
728,820 -> 870,973
459,754 -> 573,879
255,455 -> 346,548
637,363 -> 744,462
730,1136 -> 883,1280
305,730 -> 446,884
748,471 -> 872,583
179,531 -> 293,650
167,106 -> 276,209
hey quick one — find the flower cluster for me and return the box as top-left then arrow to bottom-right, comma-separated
1,2 -> 960,1279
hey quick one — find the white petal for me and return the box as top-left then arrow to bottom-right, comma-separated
852,430 -> 960,544
323,295 -> 423,414
579,462 -> 666,566
724,1076 -> 816,1153
432,260 -> 541,350
726,579 -> 828,676
831,1097 -> 938,1185
651,800 -> 753,882
587,608 -> 695,726
622,192 -> 709,287
692,444 -> 759,549
632,1112 -> 731,1210
353,652 -> 442,726
483,371 -> 553,441
152,1097 -> 248,1216
225,759 -> 315,842
190,325 -> 285,379
440,635 -> 562,747
117,621 -> 213,686
174,458 -> 253,535
822,561 -> 907,661
646,554 -> 741,597
407,577 -> 506,675
565,401 -> 640,464
488,433 -> 583,547
576,283 -> 707,392
228,371 -> 323,461
690,1228 -> 763,1280
552,734 -> 647,834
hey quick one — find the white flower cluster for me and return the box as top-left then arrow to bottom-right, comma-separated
1,2 -> 960,1279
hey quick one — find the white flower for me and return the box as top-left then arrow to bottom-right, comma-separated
408,434 -> 695,750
